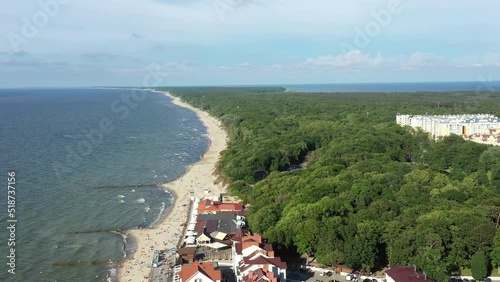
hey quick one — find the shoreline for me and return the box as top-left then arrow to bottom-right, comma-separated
117,90 -> 228,282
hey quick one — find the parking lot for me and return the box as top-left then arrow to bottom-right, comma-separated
287,269 -> 384,282
288,269 -> 348,282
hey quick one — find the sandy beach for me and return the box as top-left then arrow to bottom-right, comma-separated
118,91 -> 228,282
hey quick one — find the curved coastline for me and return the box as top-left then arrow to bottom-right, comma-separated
117,90 -> 228,282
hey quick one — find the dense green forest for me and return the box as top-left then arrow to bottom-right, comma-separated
159,87 -> 500,281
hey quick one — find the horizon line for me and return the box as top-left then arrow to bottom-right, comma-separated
2,80 -> 500,89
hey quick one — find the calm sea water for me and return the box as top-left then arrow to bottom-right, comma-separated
0,88 -> 209,281
284,81 -> 500,92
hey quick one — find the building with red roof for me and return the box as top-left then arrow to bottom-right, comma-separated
198,199 -> 244,214
232,228 -> 287,282
243,268 -> 279,282
385,266 -> 433,282
178,261 -> 222,282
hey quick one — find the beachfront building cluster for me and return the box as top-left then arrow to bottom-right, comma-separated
198,198 -> 244,215
182,197 -> 245,248
232,229 -> 287,282
174,196 -> 287,282
396,114 -> 500,145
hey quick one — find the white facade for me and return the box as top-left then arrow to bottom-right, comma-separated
396,114 -> 500,142
385,274 -> 396,282
232,242 -> 286,282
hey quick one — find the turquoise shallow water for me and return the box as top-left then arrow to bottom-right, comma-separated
0,88 -> 209,281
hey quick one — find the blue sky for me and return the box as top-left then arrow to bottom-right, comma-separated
1,0 -> 500,87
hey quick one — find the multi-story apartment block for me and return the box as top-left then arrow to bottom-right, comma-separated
396,114 -> 500,146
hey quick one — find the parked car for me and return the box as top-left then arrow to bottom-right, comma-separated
346,274 -> 360,281
325,271 -> 333,277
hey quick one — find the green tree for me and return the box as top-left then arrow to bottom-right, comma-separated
471,251 -> 488,281
479,147 -> 500,171
412,246 -> 447,281
318,249 -> 345,269
220,114 -> 243,126
491,231 -> 500,274
163,87 -> 500,275
248,205 -> 280,234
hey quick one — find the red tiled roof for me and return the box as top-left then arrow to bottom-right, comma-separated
242,255 -> 287,270
242,234 -> 264,244
198,199 -> 220,213
219,203 -> 244,211
386,266 -> 432,282
199,199 -> 244,214
195,220 -> 207,235
178,247 -> 196,255
243,268 -> 278,282
180,261 -> 222,282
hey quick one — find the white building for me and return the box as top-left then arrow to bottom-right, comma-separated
396,114 -> 500,145
232,229 -> 287,282
177,261 -> 222,282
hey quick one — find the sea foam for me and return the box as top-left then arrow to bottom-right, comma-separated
134,198 -> 146,204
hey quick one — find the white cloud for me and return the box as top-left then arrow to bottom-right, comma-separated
301,51 -> 455,70
405,52 -> 446,67
0,0 -> 398,53
482,52 -> 500,66
2,0 -> 500,86
301,50 -> 384,68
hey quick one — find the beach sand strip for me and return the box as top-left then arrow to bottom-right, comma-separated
118,91 -> 228,282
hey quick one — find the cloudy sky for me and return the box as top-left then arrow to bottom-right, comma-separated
1,0 -> 500,87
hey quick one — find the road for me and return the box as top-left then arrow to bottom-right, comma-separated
287,269 -> 384,282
